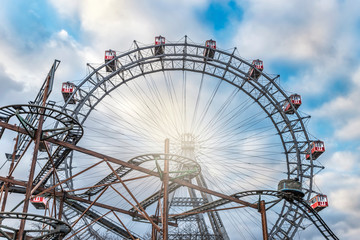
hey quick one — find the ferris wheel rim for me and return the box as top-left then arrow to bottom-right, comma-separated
58,37 -> 317,239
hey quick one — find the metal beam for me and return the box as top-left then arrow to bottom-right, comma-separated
163,139 -> 170,240
259,200 -> 268,240
50,136 -> 257,209
0,121 -> 257,209
0,177 -> 177,227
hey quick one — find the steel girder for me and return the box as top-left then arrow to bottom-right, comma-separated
34,38 -> 324,238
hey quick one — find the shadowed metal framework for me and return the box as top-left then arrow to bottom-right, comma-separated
61,36 -> 317,238
0,36 -> 337,240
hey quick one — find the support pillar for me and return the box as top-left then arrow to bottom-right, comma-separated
1,134 -> 19,212
162,139 -> 170,240
259,200 -> 268,240
18,76 -> 50,240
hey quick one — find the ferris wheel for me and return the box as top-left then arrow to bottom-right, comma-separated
0,36 -> 338,240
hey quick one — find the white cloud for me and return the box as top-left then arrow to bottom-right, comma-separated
232,0 -> 360,98
330,187 -> 360,216
0,0 -> 359,239
0,0 -> 213,107
234,0 -> 339,60
315,65 -> 360,140
335,118 -> 360,140
326,151 -> 358,172
49,0 -> 210,51
313,167 -> 360,239
57,29 -> 70,40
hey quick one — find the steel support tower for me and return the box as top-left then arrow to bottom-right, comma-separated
168,133 -> 230,240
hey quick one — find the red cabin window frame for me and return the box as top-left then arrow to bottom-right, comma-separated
61,82 -> 75,94
31,196 -> 47,209
205,40 -> 216,49
155,36 -> 165,45
306,141 -> 325,160
105,50 -> 116,61
252,59 -> 264,71
290,94 -> 301,105
309,194 -> 328,211
61,82 -> 77,104
283,94 -> 302,114
248,59 -> 264,81
31,197 -> 46,203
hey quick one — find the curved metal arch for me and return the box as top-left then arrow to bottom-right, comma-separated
68,49 -> 303,176
60,38 -> 317,239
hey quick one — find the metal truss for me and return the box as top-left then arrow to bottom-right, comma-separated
0,37 -> 335,239
0,212 -> 70,240
83,153 -> 200,197
171,190 -> 338,239
57,37 -> 319,238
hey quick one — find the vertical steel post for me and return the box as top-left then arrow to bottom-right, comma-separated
1,134 -> 19,212
52,173 -> 57,219
162,138 -> 170,240
18,76 -> 50,240
259,200 -> 268,240
151,200 -> 160,239
58,192 -> 65,220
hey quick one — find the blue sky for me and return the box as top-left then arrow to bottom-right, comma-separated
198,0 -> 244,33
2,0 -> 79,50
0,0 -> 359,239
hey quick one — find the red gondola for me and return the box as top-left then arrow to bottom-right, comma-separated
31,196 -> 47,209
309,194 -> 328,212
248,59 -> 263,80
61,82 -> 76,104
306,141 -> 325,160
105,50 -> 116,72
155,36 -> 165,56
204,39 -> 216,61
282,94 -> 302,114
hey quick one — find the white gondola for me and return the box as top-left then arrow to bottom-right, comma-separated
278,179 -> 304,197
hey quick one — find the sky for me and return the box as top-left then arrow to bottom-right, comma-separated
0,0 -> 359,239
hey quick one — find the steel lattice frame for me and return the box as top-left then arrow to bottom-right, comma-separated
51,37 -> 325,239
0,212 -> 71,239
83,153 -> 201,197
171,190 -> 338,239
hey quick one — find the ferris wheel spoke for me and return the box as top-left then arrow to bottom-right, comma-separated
197,102 -> 263,144
21,38 -> 332,239
195,87 -> 240,138
192,78 -> 223,134
189,72 -> 205,133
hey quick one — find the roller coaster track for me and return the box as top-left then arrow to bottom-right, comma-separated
2,184 -> 140,239
81,153 -> 200,197
0,39 -> 337,239
294,198 -> 339,240
171,190 -> 338,240
0,104 -> 84,187
58,39 -> 323,238
63,199 -> 140,239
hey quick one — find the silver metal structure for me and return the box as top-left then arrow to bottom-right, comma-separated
0,36 -> 337,239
